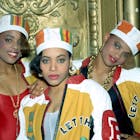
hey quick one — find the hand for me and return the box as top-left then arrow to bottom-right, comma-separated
120,133 -> 140,140
127,135 -> 140,140
28,79 -> 48,98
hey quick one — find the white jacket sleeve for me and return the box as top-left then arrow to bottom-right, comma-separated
81,79 -> 120,140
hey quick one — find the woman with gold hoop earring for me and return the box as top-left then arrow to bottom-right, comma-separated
17,27 -> 120,140
80,20 -> 140,139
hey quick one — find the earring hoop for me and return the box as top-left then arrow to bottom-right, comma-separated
38,73 -> 43,77
69,64 -> 78,76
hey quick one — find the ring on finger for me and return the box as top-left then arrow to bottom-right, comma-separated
40,87 -> 44,91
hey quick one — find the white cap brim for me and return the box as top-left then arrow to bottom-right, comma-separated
36,40 -> 72,54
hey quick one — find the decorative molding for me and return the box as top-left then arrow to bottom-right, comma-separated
88,0 -> 101,56
1,0 -> 133,63
0,0 -> 89,59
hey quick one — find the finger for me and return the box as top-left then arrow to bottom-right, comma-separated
30,86 -> 45,98
120,133 -> 131,139
29,81 -> 38,92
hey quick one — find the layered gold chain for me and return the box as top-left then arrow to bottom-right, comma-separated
88,55 -> 116,90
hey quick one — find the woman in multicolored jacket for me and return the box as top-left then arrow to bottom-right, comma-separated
17,27 -> 120,140
80,20 -> 140,139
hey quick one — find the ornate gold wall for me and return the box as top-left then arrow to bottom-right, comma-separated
0,0 -> 140,66
0,0 -> 90,60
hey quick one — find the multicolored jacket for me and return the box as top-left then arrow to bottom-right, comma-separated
81,57 -> 140,136
17,75 -> 120,140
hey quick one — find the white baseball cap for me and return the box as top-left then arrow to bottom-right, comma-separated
35,27 -> 73,54
110,20 -> 140,55
0,14 -> 29,39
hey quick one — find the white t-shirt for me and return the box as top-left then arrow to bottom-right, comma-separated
43,111 -> 59,140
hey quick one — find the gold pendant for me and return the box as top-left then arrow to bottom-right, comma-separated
13,109 -> 18,118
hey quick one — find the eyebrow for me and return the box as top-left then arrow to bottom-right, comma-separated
5,34 -> 15,39
42,54 -> 67,58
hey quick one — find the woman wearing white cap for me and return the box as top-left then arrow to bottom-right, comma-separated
0,14 -> 30,140
80,20 -> 140,139
17,27 -> 120,140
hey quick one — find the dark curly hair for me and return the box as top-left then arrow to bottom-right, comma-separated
20,33 -> 30,57
30,52 -> 42,77
30,51 -> 72,78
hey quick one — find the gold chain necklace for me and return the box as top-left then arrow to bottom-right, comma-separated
10,64 -> 20,137
10,95 -> 20,119
87,55 -> 116,90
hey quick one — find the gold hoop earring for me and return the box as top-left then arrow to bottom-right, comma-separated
69,64 -> 78,76
38,73 -> 43,77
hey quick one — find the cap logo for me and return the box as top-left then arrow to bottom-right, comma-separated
10,15 -> 29,34
117,20 -> 133,34
137,42 -> 140,50
35,30 -> 45,47
60,28 -> 72,44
